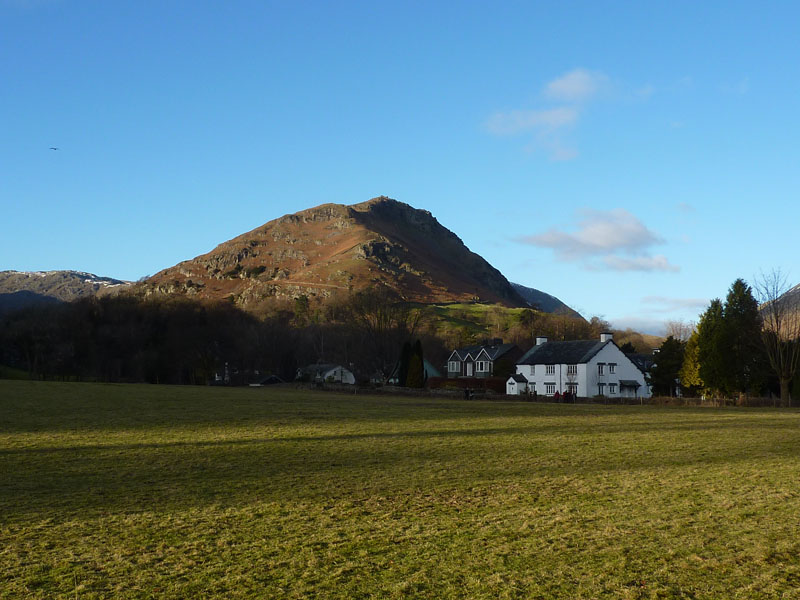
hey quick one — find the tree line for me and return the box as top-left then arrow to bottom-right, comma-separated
0,286 -> 629,387
648,273 -> 800,406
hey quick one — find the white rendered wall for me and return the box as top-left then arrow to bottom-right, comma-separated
515,343 -> 650,398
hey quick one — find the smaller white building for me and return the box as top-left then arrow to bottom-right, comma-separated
506,373 -> 529,395
512,333 -> 650,399
296,363 -> 356,385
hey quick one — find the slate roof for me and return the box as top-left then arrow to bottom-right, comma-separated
296,363 -> 353,378
517,340 -> 608,365
508,374 -> 528,383
451,343 -> 519,361
628,353 -> 655,373
619,379 -> 642,387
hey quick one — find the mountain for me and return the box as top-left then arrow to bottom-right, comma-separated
0,271 -> 131,314
510,282 -> 583,320
143,197 -> 530,308
777,283 -> 800,307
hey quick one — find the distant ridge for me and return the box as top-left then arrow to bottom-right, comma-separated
511,282 -> 583,320
143,196 -> 531,308
0,270 -> 131,314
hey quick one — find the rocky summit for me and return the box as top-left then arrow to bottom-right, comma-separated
143,196 -> 529,309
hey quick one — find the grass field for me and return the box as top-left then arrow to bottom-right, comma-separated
3,381 -> 800,598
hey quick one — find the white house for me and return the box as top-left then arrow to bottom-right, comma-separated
510,333 -> 650,399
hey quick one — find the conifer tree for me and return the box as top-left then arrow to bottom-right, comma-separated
679,330 -> 703,396
397,341 -> 411,386
721,278 -> 766,398
696,299 -> 727,397
650,336 -> 685,396
406,339 -> 425,388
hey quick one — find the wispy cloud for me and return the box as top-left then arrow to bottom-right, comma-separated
521,209 -> 662,258
635,84 -> 655,99
485,107 -> 578,136
544,69 -> 608,102
721,77 -> 750,95
484,67 -> 610,160
609,316 -> 668,336
642,296 -> 709,313
602,255 -> 679,273
517,208 -> 679,272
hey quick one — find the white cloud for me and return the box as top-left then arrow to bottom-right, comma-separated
635,84 -> 655,99
522,209 -> 662,258
518,208 -> 678,272
544,69 -> 608,102
485,67 -> 611,159
609,316 -> 668,337
641,296 -> 709,313
602,255 -> 679,273
485,107 -> 578,136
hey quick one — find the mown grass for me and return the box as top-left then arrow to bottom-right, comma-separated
2,381 -> 800,598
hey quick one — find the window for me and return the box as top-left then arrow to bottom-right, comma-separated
608,363 -> 616,374
448,361 -> 459,372
597,363 -> 605,376
545,383 -> 556,395
567,383 -> 578,394
598,383 -> 606,396
546,364 -> 556,375
567,364 -> 577,375
609,383 -> 617,394
476,361 -> 490,373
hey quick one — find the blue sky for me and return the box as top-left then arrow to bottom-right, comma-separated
3,1 -> 799,334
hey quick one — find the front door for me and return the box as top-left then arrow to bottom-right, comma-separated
466,362 -> 473,377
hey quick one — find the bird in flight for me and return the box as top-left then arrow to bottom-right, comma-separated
49,147 -> 59,150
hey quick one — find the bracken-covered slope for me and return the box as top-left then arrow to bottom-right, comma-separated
143,197 -> 529,308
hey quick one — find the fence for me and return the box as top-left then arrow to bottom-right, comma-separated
294,382 -> 787,408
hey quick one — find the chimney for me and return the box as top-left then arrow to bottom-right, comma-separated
600,332 -> 613,343
536,336 -> 548,346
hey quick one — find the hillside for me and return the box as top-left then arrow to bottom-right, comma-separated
0,271 -> 131,314
511,282 -> 583,320
143,197 -> 529,308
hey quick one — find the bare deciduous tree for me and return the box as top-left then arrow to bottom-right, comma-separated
345,286 -> 423,381
665,319 -> 695,343
754,270 -> 800,406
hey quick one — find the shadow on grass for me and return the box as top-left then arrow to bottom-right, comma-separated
2,416 -> 799,457
4,418 -> 800,524
4,380 -> 797,435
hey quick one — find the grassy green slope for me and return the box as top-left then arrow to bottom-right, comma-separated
419,302 -> 529,338
3,381 -> 800,598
